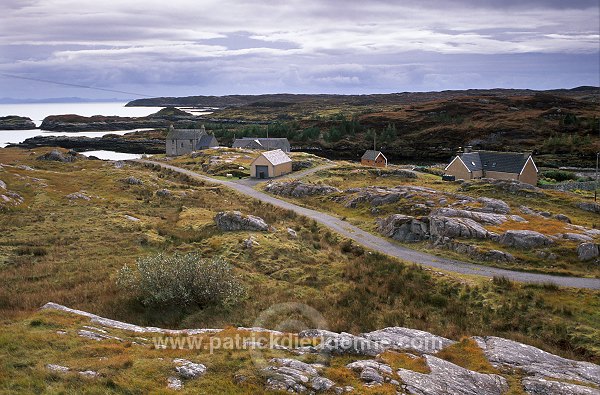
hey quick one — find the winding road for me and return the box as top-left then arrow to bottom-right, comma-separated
135,160 -> 600,290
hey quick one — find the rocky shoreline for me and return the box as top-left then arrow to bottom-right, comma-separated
9,135 -> 165,154
39,115 -> 171,132
0,115 -> 36,130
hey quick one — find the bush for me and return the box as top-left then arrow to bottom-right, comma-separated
15,246 -> 48,256
492,276 -> 513,289
117,252 -> 245,307
541,170 -> 578,182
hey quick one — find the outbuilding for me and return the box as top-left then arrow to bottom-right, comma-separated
361,150 -> 387,167
250,149 -> 292,179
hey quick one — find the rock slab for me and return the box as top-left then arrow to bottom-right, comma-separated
215,211 -> 269,231
397,355 -> 508,395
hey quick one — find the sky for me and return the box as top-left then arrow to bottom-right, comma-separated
0,0 -> 599,100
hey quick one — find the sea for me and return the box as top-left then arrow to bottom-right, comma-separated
0,102 -> 185,160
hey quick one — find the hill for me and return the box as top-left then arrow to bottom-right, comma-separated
125,87 -> 599,108
126,89 -> 600,167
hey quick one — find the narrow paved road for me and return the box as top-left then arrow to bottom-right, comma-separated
135,160 -> 600,290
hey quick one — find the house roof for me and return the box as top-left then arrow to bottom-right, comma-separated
166,124 -> 207,140
258,149 -> 292,166
460,152 -> 482,171
454,151 -> 533,174
362,150 -> 385,161
198,134 -> 218,147
232,138 -> 290,151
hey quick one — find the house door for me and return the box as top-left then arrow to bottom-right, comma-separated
255,165 -> 269,179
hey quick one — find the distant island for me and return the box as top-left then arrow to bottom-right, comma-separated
125,87 -> 599,108
0,97 -> 128,104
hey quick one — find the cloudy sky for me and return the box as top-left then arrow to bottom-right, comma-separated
0,0 -> 598,100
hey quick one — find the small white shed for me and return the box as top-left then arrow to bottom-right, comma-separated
250,149 -> 292,179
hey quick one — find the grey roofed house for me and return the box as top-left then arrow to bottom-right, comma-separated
166,124 -> 219,156
361,150 -> 383,161
462,151 -> 530,173
361,149 -> 387,167
232,137 -> 291,152
444,148 -> 538,185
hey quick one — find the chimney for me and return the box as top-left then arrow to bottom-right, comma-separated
457,146 -> 463,155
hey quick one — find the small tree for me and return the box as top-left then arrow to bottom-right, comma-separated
117,252 -> 245,307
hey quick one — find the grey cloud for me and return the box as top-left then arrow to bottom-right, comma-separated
0,0 -> 597,99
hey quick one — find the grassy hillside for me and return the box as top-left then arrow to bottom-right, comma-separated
0,147 -> 599,368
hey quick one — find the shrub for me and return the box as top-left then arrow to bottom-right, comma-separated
15,246 -> 47,256
492,276 -> 513,289
414,166 -> 445,176
117,252 -> 245,307
541,170 -> 578,182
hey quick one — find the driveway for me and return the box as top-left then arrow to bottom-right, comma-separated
134,159 -> 600,290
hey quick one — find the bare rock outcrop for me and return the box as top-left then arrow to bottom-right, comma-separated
397,355 -> 508,395
475,197 -> 511,214
522,377 -> 600,395
376,214 -> 429,242
376,213 -> 511,262
37,149 -> 77,163
578,202 -> 600,214
122,176 -> 143,185
432,207 -> 508,225
474,336 -> 600,386
346,360 -> 395,386
341,185 -> 439,208
36,303 -> 600,395
554,214 -> 572,223
498,230 -> 554,249
66,191 -> 91,201
429,216 -> 493,240
360,327 -> 455,354
265,181 -> 340,197
262,358 -> 336,393
577,243 -> 600,262
0,190 -> 24,207
312,331 -> 387,356
562,233 -> 593,243
155,189 -> 171,197
215,211 -> 269,232
173,358 -> 207,379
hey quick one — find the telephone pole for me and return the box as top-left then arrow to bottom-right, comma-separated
373,132 -> 377,151
595,152 -> 599,202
